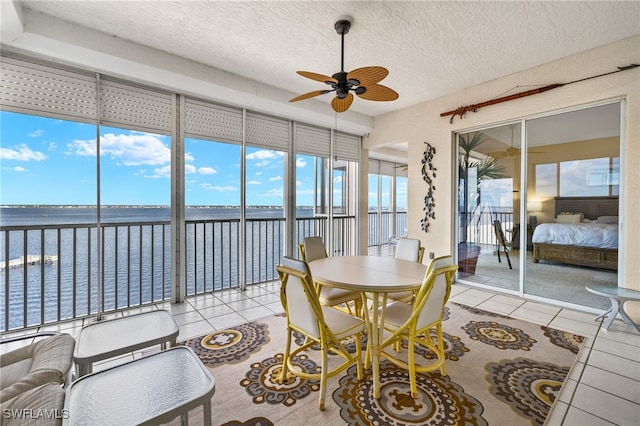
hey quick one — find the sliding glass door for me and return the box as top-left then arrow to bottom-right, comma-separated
457,124 -> 521,292
523,104 -> 620,309
456,103 -> 621,310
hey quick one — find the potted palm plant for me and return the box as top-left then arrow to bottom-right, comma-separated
458,132 -> 505,276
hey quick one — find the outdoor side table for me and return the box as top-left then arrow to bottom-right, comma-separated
74,309 -> 179,377
64,346 -> 215,426
586,285 -> 640,334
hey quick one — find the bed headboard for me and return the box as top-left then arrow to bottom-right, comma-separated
554,196 -> 619,220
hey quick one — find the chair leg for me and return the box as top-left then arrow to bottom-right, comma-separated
408,334 -> 418,398
436,325 -> 446,376
280,329 -> 293,383
505,249 -> 512,269
355,333 -> 363,380
318,343 -> 329,410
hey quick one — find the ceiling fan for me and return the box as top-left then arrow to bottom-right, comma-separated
488,124 -> 544,160
289,16 -> 399,113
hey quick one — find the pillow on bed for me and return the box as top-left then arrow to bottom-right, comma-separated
597,215 -> 618,224
556,214 -> 583,223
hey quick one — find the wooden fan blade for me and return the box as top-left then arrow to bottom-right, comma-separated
356,84 -> 399,101
331,93 -> 354,113
289,90 -> 331,102
347,66 -> 388,85
488,151 -> 508,160
297,71 -> 338,85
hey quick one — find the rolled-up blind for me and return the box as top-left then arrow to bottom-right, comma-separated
0,55 -> 97,122
295,124 -> 331,158
335,132 -> 360,162
246,112 -> 289,150
185,98 -> 243,144
100,78 -> 172,133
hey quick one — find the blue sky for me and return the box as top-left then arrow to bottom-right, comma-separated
0,111 -> 321,206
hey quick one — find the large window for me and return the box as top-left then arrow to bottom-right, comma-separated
0,54 -> 361,330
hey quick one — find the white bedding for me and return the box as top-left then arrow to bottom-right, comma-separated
532,222 -> 618,249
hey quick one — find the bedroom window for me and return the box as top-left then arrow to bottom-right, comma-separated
535,163 -> 557,197
559,157 -> 618,197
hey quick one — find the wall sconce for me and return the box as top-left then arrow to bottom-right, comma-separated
526,200 -> 542,228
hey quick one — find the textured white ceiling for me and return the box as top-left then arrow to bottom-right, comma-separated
11,0 -> 640,118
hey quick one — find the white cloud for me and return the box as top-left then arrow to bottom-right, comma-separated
68,133 -> 171,166
247,180 -> 261,185
296,180 -> 302,186
247,150 -> 285,168
255,171 -> 262,175
29,130 -> 44,137
13,166 -> 28,172
0,144 -> 47,161
269,176 -> 282,181
296,157 -> 307,167
200,183 -> 236,191
198,167 -> 217,175
149,165 -> 171,178
246,150 -> 281,160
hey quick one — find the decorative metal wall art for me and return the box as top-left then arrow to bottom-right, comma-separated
421,142 -> 436,233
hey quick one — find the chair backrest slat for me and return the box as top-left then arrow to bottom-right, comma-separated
413,256 -> 457,330
278,256 -> 321,338
395,238 -> 421,262
301,237 -> 328,262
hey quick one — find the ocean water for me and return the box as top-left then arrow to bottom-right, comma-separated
0,205 -> 315,226
0,206 -> 316,330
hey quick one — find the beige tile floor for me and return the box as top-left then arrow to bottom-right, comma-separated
4,281 -> 639,425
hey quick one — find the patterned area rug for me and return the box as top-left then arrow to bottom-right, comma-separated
178,303 -> 583,426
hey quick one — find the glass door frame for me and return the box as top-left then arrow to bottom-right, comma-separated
454,99 -> 624,307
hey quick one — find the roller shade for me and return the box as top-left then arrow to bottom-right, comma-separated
335,132 -> 360,162
100,79 -> 172,133
185,98 -> 243,144
0,55 -> 96,122
368,159 -> 380,174
380,161 -> 396,176
246,112 -> 289,151
295,124 -> 330,158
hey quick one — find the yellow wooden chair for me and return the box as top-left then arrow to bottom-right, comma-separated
378,255 -> 458,397
299,237 -> 362,315
276,256 -> 365,410
389,238 -> 425,302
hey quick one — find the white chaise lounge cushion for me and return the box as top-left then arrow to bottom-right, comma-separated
0,333 -> 75,401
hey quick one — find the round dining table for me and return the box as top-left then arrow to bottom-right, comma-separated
308,255 -> 427,398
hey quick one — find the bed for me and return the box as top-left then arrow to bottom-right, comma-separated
532,196 -> 619,270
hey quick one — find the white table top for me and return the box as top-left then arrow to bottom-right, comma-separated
74,310 -> 179,362
64,346 -> 215,426
308,255 -> 427,292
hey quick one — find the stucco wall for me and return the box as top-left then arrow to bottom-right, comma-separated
364,36 -> 640,318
